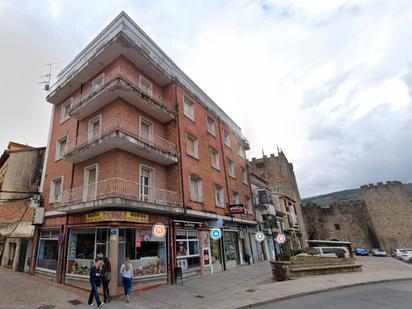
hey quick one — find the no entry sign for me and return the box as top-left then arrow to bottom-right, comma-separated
276,234 -> 286,244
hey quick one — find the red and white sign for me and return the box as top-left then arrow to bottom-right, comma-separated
276,234 -> 286,244
152,223 -> 167,238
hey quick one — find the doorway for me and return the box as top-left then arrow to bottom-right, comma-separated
210,239 -> 223,273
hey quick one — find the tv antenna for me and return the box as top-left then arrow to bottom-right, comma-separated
38,61 -> 64,91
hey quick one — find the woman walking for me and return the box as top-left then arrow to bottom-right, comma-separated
120,257 -> 133,302
101,257 -> 111,303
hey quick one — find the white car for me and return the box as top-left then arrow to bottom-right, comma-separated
372,248 -> 387,257
394,248 -> 412,259
399,251 -> 412,261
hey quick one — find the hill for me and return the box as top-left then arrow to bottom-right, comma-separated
302,183 -> 412,207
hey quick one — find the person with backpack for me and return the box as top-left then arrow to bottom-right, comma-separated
88,258 -> 104,307
120,257 -> 133,302
101,257 -> 111,303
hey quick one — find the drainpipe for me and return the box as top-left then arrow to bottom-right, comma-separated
175,81 -> 186,214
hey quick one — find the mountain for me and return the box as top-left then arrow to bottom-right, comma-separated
302,183 -> 412,207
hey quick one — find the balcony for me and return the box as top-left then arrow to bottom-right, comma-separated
69,67 -> 175,123
64,116 -> 178,165
55,177 -> 182,214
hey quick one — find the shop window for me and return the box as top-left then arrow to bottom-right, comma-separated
183,96 -> 195,121
176,230 -> 200,270
210,147 -> 220,170
206,116 -> 216,136
36,229 -> 59,271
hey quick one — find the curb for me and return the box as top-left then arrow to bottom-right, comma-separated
235,277 -> 412,308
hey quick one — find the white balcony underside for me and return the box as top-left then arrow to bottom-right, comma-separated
64,131 -> 178,165
56,197 -> 185,215
70,79 -> 174,123
48,34 -> 172,105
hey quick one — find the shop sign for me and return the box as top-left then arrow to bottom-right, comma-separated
173,220 -> 204,228
210,228 -> 222,240
255,232 -> 265,242
152,223 -> 166,239
85,211 -> 149,223
229,204 -> 245,214
110,229 -> 118,241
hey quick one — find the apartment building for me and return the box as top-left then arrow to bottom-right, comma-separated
30,12 -> 256,293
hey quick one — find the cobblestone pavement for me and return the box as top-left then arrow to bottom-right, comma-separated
1,257 -> 412,309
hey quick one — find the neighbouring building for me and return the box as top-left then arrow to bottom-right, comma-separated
303,181 -> 412,253
249,150 -> 307,249
0,142 -> 45,272
30,12 -> 256,294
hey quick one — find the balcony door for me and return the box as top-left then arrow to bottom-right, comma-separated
139,116 -> 154,144
88,115 -> 101,143
83,164 -> 98,202
139,165 -> 154,203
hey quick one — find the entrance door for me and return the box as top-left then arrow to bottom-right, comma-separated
210,239 -> 223,273
223,231 -> 240,270
140,166 -> 154,202
7,242 -> 16,267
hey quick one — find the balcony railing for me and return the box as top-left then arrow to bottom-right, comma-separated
70,66 -> 174,115
64,116 -> 177,158
56,177 -> 181,207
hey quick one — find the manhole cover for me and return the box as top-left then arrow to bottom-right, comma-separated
68,299 -> 82,305
195,295 -> 205,299
246,289 -> 256,293
37,306 -> 55,309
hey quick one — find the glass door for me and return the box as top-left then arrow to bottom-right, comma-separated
210,239 -> 223,273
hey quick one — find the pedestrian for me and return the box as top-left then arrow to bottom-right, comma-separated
88,258 -> 104,307
120,257 -> 133,302
101,256 -> 111,303
243,252 -> 251,265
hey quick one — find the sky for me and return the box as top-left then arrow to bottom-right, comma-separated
0,0 -> 411,197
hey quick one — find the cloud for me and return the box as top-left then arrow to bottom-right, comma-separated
0,0 -> 411,198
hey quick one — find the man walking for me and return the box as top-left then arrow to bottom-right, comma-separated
88,258 -> 104,307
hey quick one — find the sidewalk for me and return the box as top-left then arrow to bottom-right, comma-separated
81,257 -> 412,309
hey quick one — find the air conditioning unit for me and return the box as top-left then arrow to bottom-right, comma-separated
32,207 -> 45,225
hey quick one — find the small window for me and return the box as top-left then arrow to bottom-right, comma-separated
183,96 -> 195,121
241,167 -> 248,185
92,73 -> 105,92
139,117 -> 154,143
189,175 -> 202,202
223,130 -> 231,148
237,141 -> 245,158
83,164 -> 98,202
88,115 -> 101,142
50,177 -> 63,203
206,116 -> 216,136
186,133 -> 199,159
209,147 -> 220,170
231,191 -> 240,204
56,136 -> 67,160
60,98 -> 72,123
335,224 -> 341,230
245,197 -> 252,214
139,75 -> 153,96
226,158 -> 235,178
214,184 -> 225,208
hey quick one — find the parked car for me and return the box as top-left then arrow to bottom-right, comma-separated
354,248 -> 369,256
399,251 -> 412,261
393,248 -> 412,259
371,248 -> 387,257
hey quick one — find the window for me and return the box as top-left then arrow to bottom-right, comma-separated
56,136 -> 67,160
241,167 -> 248,185
83,164 -> 98,201
226,159 -> 235,178
186,133 -> 199,159
183,96 -> 195,121
223,130 -> 231,148
231,191 -> 240,204
139,117 -> 154,143
92,73 -> 105,92
237,141 -> 245,158
50,177 -> 63,203
88,115 -> 101,142
206,116 -> 216,136
245,197 -> 252,214
209,147 -> 220,170
140,165 -> 154,202
36,229 -> 59,271
214,184 -> 224,208
176,230 -> 200,270
335,224 -> 341,230
139,75 -> 153,96
189,174 -> 202,202
60,98 -> 72,123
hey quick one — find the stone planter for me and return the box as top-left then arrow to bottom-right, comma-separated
269,260 -> 291,282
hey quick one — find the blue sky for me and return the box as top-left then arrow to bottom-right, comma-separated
0,0 -> 411,197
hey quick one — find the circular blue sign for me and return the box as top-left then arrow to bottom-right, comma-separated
210,228 -> 222,240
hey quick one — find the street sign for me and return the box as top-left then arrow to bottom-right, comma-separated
255,232 -> 265,242
210,228 -> 222,240
276,234 -> 286,244
57,233 -> 65,245
152,223 -> 167,238
229,204 -> 245,214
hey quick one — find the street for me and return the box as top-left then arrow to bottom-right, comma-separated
254,280 -> 412,309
